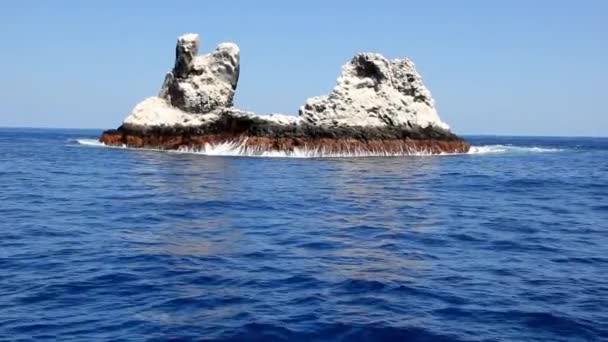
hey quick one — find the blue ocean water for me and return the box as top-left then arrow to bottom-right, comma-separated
0,128 -> 607,341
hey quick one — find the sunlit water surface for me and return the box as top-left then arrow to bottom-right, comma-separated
1,128 -> 607,341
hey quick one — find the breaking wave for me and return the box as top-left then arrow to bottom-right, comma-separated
74,138 -> 106,147
74,139 -> 563,158
468,145 -> 563,154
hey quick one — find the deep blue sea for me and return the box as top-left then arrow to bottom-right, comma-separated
1,128 -> 607,341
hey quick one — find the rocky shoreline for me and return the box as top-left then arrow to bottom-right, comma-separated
100,117 -> 469,156
100,33 -> 470,156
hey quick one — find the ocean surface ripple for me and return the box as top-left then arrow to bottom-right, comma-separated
1,128 -> 607,341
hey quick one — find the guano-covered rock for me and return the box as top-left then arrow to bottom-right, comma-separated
101,32 -> 469,156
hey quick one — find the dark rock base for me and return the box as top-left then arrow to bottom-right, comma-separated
99,115 -> 470,156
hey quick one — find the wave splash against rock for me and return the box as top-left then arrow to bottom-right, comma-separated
100,33 -> 469,156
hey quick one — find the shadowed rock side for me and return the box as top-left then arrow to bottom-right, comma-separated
100,33 -> 470,156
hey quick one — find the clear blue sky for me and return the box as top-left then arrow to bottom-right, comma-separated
1,0 -> 606,136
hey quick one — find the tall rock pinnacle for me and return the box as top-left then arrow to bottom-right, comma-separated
159,33 -> 240,114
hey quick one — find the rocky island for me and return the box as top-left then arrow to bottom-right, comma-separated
100,33 -> 470,156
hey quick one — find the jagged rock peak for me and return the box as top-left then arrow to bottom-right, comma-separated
123,33 -> 451,133
299,52 -> 449,129
106,33 -> 470,155
158,33 -> 240,114
173,33 -> 200,78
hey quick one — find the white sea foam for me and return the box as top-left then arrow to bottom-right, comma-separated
173,141 -> 452,158
467,145 -> 563,154
74,138 -> 107,147
74,139 -> 563,158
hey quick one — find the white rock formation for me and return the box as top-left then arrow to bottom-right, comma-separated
228,110 -> 302,125
122,33 -> 449,131
299,53 -> 449,129
159,33 -> 240,114
123,97 -> 219,127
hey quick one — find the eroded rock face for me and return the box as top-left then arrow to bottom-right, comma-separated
299,53 -> 448,130
101,118 -> 470,157
103,33 -> 469,155
158,33 -> 240,114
